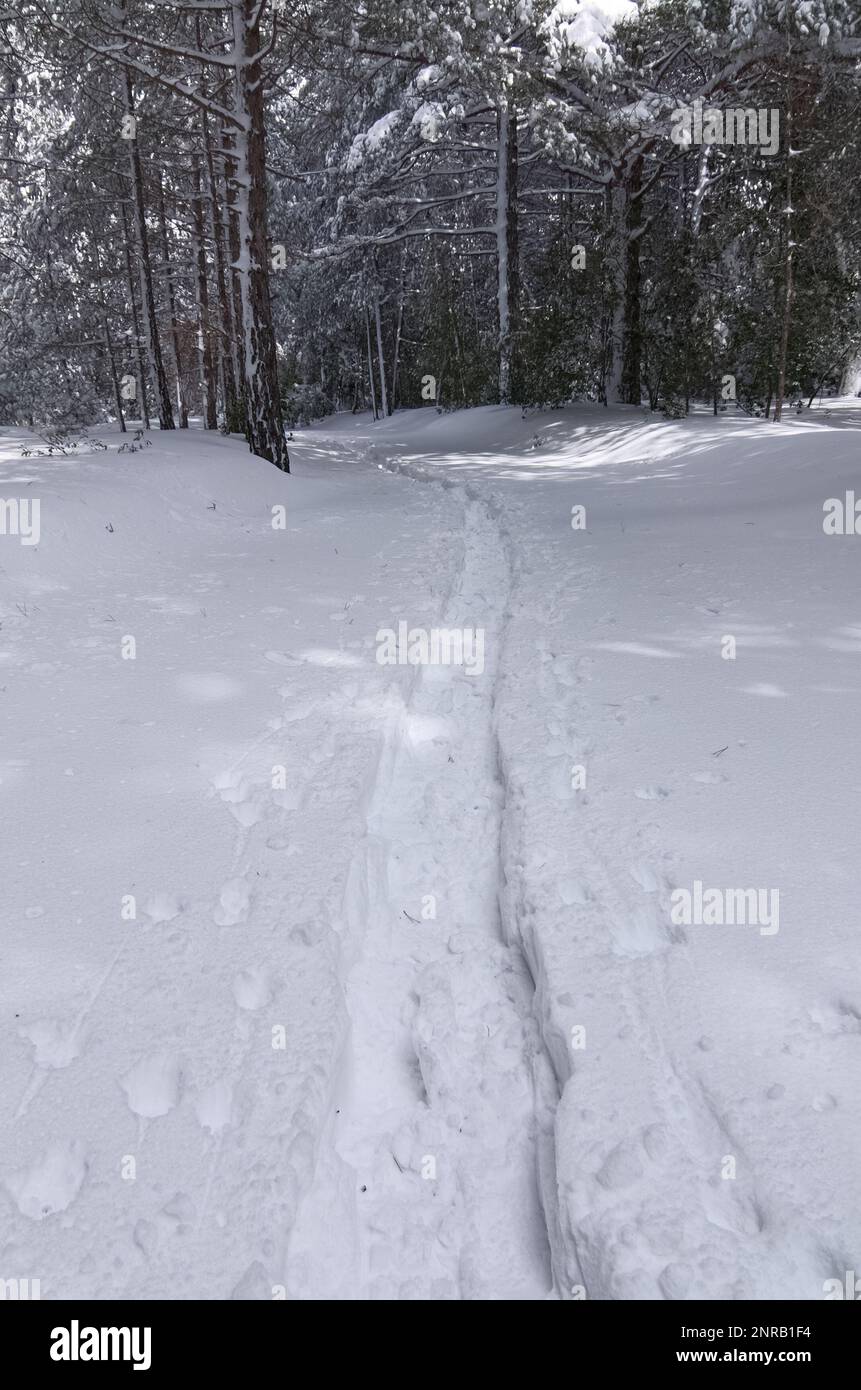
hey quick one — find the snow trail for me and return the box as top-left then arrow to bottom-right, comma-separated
309,413 -> 854,1301
288,485 -> 553,1299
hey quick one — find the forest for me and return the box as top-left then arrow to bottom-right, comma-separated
1,1 -> 860,472
3,1 -> 861,1321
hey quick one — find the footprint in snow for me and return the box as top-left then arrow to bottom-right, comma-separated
610,902 -> 674,957
559,878 -> 592,907
120,1052 -> 182,1119
230,800 -> 264,828
20,1017 -> 83,1069
5,1139 -> 88,1220
143,892 -> 185,924
232,966 -> 273,1011
265,833 -> 294,852
214,877 -> 251,926
628,861 -> 661,893
212,773 -> 266,827
195,1078 -> 234,1135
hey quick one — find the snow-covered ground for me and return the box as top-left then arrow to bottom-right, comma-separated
2,401 -> 860,1300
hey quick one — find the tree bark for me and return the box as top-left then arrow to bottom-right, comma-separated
192,158 -> 218,429
103,316 -> 126,431
390,294 -> 404,412
123,67 -> 174,430
773,30 -> 795,424
620,156 -> 643,406
373,291 -> 389,417
87,216 -> 125,431
222,122 -> 246,431
495,100 -> 519,405
228,0 -> 288,469
610,155 -> 644,406
120,200 -> 151,430
365,306 -> 378,419
157,175 -> 189,427
197,28 -> 239,428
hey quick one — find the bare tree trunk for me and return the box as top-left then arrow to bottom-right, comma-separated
365,307 -> 378,419
192,158 -> 218,430
373,291 -> 389,417
121,201 -> 150,430
205,135 -> 239,425
839,354 -> 861,397
123,67 -> 174,430
157,175 -> 189,427
495,100 -> 519,404
222,122 -> 246,431
610,155 -> 644,405
390,294 -> 404,412
620,156 -> 643,406
197,22 -> 239,427
87,214 -> 125,431
228,0 -> 288,469
774,27 -> 795,423
103,316 -> 126,431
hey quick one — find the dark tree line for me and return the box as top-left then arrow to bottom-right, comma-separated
1,2 -> 860,463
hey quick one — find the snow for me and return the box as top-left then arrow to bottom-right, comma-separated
410,101 -> 446,142
2,402 -> 861,1299
346,111 -> 401,171
544,0 -> 639,70
414,65 -> 443,90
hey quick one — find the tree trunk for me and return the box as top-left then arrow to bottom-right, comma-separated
373,292 -> 389,417
87,216 -> 126,431
196,21 -> 239,427
103,316 -> 126,431
192,159 -> 218,430
840,354 -> 861,397
222,124 -> 246,429
121,200 -> 150,430
391,294 -> 404,412
365,307 -> 378,419
610,156 -> 644,405
495,100 -> 519,405
123,67 -> 174,430
228,1 -> 288,469
620,156 -> 643,406
207,120 -> 241,427
774,27 -> 795,423
157,175 -> 189,427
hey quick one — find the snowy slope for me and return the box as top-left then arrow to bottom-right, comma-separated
0,424 -> 463,1297
2,403 -> 860,1301
308,401 -> 861,1300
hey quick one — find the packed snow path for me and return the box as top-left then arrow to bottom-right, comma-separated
287,483 -> 552,1299
2,403 -> 861,1301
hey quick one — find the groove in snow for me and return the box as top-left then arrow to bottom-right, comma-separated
286,486 -> 554,1300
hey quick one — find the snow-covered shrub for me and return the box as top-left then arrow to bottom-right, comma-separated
282,383 -> 333,428
661,393 -> 688,419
